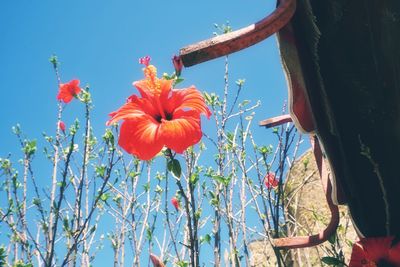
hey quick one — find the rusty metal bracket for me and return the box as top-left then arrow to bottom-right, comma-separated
259,114 -> 292,128
261,115 -> 340,249
179,0 -> 296,67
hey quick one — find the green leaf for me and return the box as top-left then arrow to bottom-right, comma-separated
12,261 -> 33,267
321,256 -> 344,266
146,227 -> 152,241
195,208 -> 202,220
174,77 -> 184,85
200,234 -> 211,245
189,173 -> 199,186
102,128 -> 114,146
95,165 -> 106,178
328,233 -> 336,245
143,182 -> 150,192
155,185 -> 163,194
100,193 -> 110,202
89,225 -> 96,234
23,139 -> 37,157
0,246 -> 7,266
49,54 -> 58,68
176,261 -> 189,267
32,198 -> 41,206
235,79 -> 245,86
258,145 -> 273,155
57,181 -> 66,187
167,159 -> 181,178
211,175 -> 231,186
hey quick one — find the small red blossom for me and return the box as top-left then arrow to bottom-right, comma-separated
107,61 -> 211,160
349,237 -> 400,267
58,121 -> 66,133
171,197 -> 180,211
264,173 -> 279,189
139,56 -> 151,67
172,55 -> 183,77
57,79 -> 81,103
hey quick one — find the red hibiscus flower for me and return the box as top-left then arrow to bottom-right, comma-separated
171,197 -> 180,211
57,79 -> 81,103
265,172 -> 279,189
107,59 -> 211,160
58,121 -> 66,133
349,237 -> 400,267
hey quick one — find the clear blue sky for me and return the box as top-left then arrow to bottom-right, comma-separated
0,0 -> 287,145
0,0 -> 294,265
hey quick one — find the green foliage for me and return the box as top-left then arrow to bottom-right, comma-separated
258,145 -> 273,156
208,191 -> 219,207
49,54 -> 58,69
143,182 -> 150,193
203,92 -> 220,107
321,256 -> 345,266
81,86 -> 92,104
0,246 -> 6,267
200,234 -> 211,245
69,119 -> 80,135
162,72 -> 184,86
100,192 -> 110,202
12,124 -> 21,135
0,158 -> 11,172
328,233 -> 337,245
146,226 -> 153,241
167,159 -> 181,179
176,260 -> 189,267
102,129 -> 114,145
189,173 -> 199,186
95,164 -> 106,178
155,184 -> 163,194
211,174 -> 231,186
213,21 -> 232,34
12,261 -> 33,267
235,79 -> 245,86
22,139 -> 37,157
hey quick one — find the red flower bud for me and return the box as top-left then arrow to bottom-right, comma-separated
58,121 -> 66,133
171,197 -> 180,211
150,253 -> 165,267
172,55 -> 183,77
264,173 -> 279,189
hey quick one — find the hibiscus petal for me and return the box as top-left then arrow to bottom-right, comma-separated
106,95 -> 158,126
57,90 -> 74,103
165,86 -> 211,118
361,237 -> 393,262
69,79 -> 81,94
159,110 -> 202,153
118,117 -> 163,161
133,80 -> 152,98
134,77 -> 173,98
349,243 -> 369,267
389,241 -> 400,264
57,79 -> 81,103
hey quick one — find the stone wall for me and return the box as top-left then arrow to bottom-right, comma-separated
249,149 -> 357,266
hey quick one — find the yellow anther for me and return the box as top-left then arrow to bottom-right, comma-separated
143,65 -> 161,95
